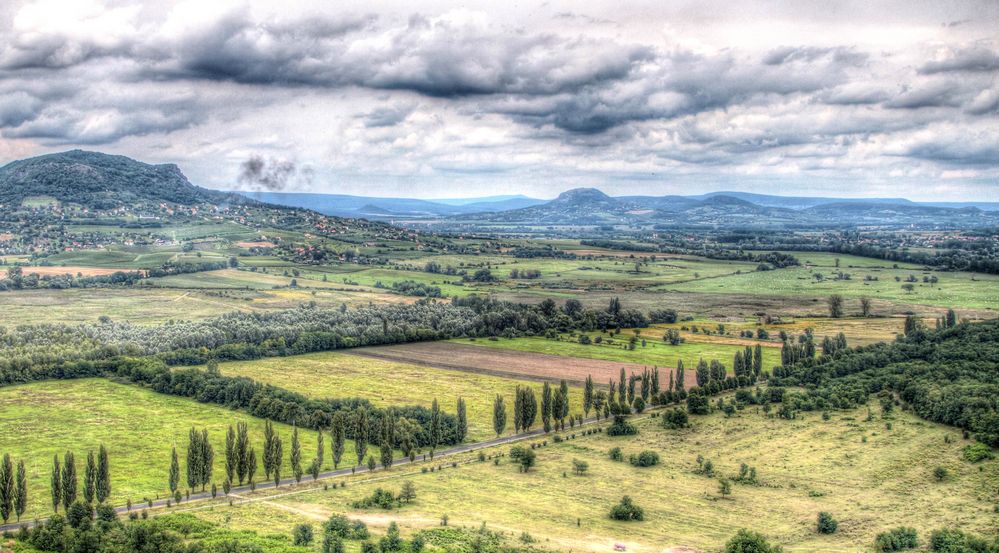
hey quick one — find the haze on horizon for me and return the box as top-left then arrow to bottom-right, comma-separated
1,0 -> 997,202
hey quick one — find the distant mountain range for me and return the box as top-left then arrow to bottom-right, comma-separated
1,151 -> 996,229
239,187 -> 999,228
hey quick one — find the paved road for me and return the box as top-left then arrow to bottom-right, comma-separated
0,410 -> 644,532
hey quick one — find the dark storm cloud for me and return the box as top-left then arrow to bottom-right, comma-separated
237,155 -> 313,190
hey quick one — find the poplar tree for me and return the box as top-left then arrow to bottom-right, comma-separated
355,411 -> 369,466
200,429 -> 213,491
551,387 -> 564,431
430,399 -> 442,456
541,382 -> 553,433
380,413 -> 394,469
640,368 -> 650,401
236,422 -> 249,485
331,412 -> 346,469
651,367 -> 660,397
61,451 -> 77,511
753,345 -> 763,377
733,352 -> 744,378
696,358 -> 709,387
676,360 -> 685,392
246,447 -> 257,488
627,373 -> 636,405
169,447 -> 180,494
291,425 -> 303,483
456,398 -> 468,443
0,453 -> 13,524
513,386 -> 524,433
271,436 -> 283,487
225,425 -> 236,484
187,427 -> 201,491
96,445 -> 110,503
84,450 -> 96,504
263,420 -> 277,480
583,376 -> 594,417
50,455 -> 61,513
315,431 -> 325,470
14,460 -> 26,522
493,395 -> 507,437
522,387 -> 537,430
558,380 -> 570,429
618,369 -> 626,404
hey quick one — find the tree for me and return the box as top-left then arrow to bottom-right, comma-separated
618,368 -> 626,405
558,380 -> 570,429
314,431 -> 325,472
456,398 -> 468,443
430,399 -> 442,456
513,386 -> 524,433
293,524 -> 314,546
14,460 -> 26,522
828,294 -> 844,318
676,359 -> 685,392
493,395 -> 507,437
860,297 -> 872,317
187,428 -> 201,491
719,478 -> 732,498
355,410 -> 369,466
61,451 -> 77,511
945,308 -> 958,328
0,453 -> 12,524
291,425 -> 303,483
399,481 -> 416,503
246,447 -> 257,487
50,455 -> 61,513
96,445 -> 110,503
583,375 -> 594,417
331,411 -> 347,469
609,496 -> 643,521
84,450 -> 96,504
696,359 -> 710,387
225,425 -> 237,484
271,436 -> 283,486
723,529 -> 784,553
263,420 -> 277,480
380,413 -> 394,469
235,422 -> 249,485
753,345 -> 763,377
541,382 -> 553,433
572,459 -> 589,475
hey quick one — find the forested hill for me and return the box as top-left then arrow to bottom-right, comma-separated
0,150 -> 245,210
777,318 -> 999,446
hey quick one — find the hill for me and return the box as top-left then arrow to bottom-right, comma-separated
0,150 -> 245,210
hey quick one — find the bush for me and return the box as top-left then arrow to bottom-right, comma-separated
609,447 -> 623,461
724,529 -> 784,553
608,496 -> 644,521
352,488 -> 399,510
929,528 -> 997,552
963,443 -> 994,463
628,451 -> 660,467
933,467 -> 949,482
816,512 -> 838,534
662,408 -> 689,429
293,524 -> 314,546
874,527 -> 918,552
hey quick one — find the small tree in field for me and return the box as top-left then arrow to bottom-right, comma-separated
817,512 -> 838,534
827,295 -> 844,318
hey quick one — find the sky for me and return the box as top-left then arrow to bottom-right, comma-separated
1,0 -> 998,201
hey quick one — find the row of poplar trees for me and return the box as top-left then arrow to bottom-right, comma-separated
49,446 -> 110,514
493,380 -> 572,437
0,453 -> 27,523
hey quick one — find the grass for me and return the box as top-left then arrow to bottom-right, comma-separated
666,263 -> 999,311
0,378 -> 369,520
188,401 -> 999,553
212,352 -> 584,442
452,333 -> 782,372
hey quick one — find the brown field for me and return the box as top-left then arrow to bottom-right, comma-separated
10,266 -> 137,277
348,341 -> 654,386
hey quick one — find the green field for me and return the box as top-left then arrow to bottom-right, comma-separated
0,379 -> 366,520
452,333 -> 783,372
666,262 -> 999,311
188,400 -> 999,553
212,352 -> 583,442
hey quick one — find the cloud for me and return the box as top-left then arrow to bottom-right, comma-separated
919,44 -> 999,74
237,154 -> 312,190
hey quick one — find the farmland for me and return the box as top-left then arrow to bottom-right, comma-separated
211,352 -> 585,441
0,378 -> 351,520
184,400 -> 999,553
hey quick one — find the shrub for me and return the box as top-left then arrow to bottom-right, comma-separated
874,527 -> 918,552
293,524 -> 314,546
352,488 -> 399,510
628,451 -> 660,467
929,528 -> 997,552
933,467 -> 948,482
724,529 -> 784,553
662,408 -> 689,429
609,496 -> 644,521
609,447 -> 624,461
963,443 -> 994,463
572,459 -> 589,475
816,512 -> 838,534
